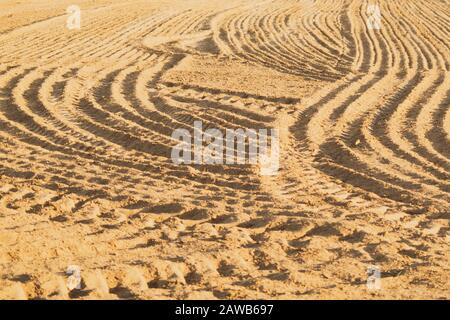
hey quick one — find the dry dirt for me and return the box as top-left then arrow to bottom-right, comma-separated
0,0 -> 449,299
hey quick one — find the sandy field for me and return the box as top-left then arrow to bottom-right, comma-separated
0,0 -> 448,299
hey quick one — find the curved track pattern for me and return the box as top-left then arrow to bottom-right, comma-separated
0,0 -> 448,299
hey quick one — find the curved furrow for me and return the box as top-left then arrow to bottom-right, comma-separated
2,67 -> 157,166
400,0 -> 448,70
251,3 -> 346,79
214,2 -> 345,81
1,65 -> 258,193
444,97 -> 450,140
285,0 -> 353,70
147,10 -> 194,36
358,73 -> 450,196
386,72 -> 450,178
295,0 -> 349,59
238,7 -> 324,78
390,1 -> 437,70
123,68 -> 188,136
388,2 -> 426,70
109,66 -> 179,144
314,149 -> 431,206
289,0 -> 448,206
306,0 -> 448,202
0,134 -> 155,199
80,15 -> 171,60
416,0 -> 450,40
415,0 -> 450,38
269,2 -> 344,68
86,70 -> 173,158
275,4 -> 351,75
41,65 -> 125,152
40,62 -> 156,160
170,10 -> 213,36
73,81 -> 175,160
0,66 -> 179,178
426,89 -> 450,161
419,0 -> 450,30
309,0 -> 416,132
38,9 -> 180,63
126,56 -> 213,135
408,1 -> 450,71
303,2 -> 391,148
53,21 -> 141,61
349,2 -> 371,72
319,132 -> 448,209
14,14 -> 132,62
412,76 -> 450,168
318,71 -> 450,205
1,9 -> 137,62
81,59 -> 261,189
156,11 -> 200,36
94,61 -> 247,165
378,1 -> 413,70
37,15 -> 136,61
354,1 -> 380,72
0,69 -> 160,177
183,10 -> 219,34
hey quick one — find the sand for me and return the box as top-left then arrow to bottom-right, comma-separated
0,0 -> 448,299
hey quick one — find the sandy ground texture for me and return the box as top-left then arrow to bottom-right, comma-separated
0,0 -> 449,299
